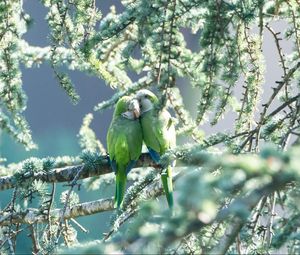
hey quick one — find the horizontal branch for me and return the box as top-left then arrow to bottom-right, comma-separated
0,197 -> 114,226
0,153 -> 156,191
0,171 -> 169,227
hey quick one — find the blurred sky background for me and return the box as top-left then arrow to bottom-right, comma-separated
0,1 -> 293,253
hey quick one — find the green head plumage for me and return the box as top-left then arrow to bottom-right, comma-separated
113,96 -> 140,119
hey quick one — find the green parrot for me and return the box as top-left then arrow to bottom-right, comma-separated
107,96 -> 143,208
136,89 -> 176,208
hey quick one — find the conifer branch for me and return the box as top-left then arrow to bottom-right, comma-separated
0,172 -> 170,227
0,198 -> 114,226
0,153 -> 156,191
29,224 -> 40,255
258,61 -> 300,125
55,165 -> 85,244
124,171 -> 295,253
287,2 -> 300,58
265,23 -> 291,115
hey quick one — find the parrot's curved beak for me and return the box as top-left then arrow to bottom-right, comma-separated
133,108 -> 140,119
130,99 -> 140,119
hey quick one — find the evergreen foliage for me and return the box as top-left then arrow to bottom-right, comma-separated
0,0 -> 300,254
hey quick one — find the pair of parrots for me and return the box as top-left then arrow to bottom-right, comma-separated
107,89 -> 176,209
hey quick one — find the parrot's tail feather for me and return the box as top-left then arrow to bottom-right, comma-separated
114,170 -> 127,209
161,166 -> 174,209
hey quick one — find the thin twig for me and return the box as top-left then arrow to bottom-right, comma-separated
265,23 -> 291,113
55,165 -> 85,244
266,93 -> 300,118
156,2 -> 168,85
236,233 -> 242,255
287,2 -> 300,58
70,218 -> 88,233
29,224 -> 40,255
47,183 -> 56,241
264,193 -> 276,247
104,208 -> 138,241
251,196 -> 267,235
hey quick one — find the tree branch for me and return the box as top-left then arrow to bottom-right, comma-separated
0,153 -> 156,191
0,197 -> 114,226
0,169 -> 170,227
158,173 -> 294,253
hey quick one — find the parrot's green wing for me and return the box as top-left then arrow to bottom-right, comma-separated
107,118 -> 142,169
141,111 -> 162,153
141,109 -> 176,209
107,126 -> 116,161
114,133 -> 130,164
153,110 -> 176,154
107,117 -> 143,208
126,119 -> 143,161
142,110 -> 176,154
154,110 -> 176,208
